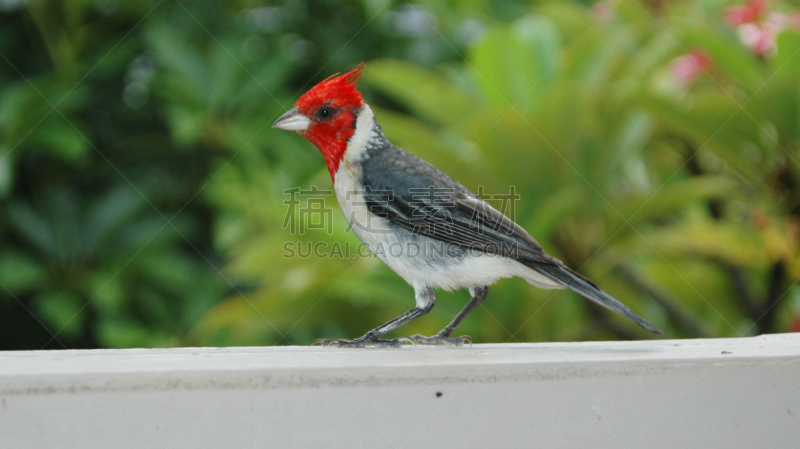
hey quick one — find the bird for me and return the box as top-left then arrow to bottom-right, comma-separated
272,63 -> 663,347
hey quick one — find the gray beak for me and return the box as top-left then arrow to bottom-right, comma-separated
272,107 -> 311,131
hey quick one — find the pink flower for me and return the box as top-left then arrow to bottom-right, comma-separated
737,23 -> 774,55
736,12 -> 800,56
723,0 -> 800,57
669,50 -> 714,86
724,0 -> 768,26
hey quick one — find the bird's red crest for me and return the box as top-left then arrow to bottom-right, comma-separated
295,63 -> 364,115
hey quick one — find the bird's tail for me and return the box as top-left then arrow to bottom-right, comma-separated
529,262 -> 663,336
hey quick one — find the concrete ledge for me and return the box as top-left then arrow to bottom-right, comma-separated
2,334 -> 799,448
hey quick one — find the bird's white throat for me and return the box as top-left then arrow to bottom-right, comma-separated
344,104 -> 378,165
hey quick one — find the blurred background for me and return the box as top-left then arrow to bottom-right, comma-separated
1,0 -> 799,350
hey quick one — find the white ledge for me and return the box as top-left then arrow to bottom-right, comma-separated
1,334 -> 799,448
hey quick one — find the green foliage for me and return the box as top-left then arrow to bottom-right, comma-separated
1,0 -> 799,350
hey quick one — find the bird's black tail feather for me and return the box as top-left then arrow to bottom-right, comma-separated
531,263 -> 663,336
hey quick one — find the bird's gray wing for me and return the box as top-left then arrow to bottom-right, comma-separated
359,145 -> 556,265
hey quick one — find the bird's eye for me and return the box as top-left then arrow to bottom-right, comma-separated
316,106 -> 337,121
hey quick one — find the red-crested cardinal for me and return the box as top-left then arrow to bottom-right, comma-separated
273,64 -> 662,347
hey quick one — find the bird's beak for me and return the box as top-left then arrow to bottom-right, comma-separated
272,107 -> 310,131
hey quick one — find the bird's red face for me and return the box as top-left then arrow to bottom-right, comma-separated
272,64 -> 365,178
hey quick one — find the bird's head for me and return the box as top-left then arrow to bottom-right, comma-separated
272,64 -> 365,178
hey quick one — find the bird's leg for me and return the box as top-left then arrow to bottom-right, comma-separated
409,286 -> 488,346
314,309 -> 424,348
314,286 -> 436,348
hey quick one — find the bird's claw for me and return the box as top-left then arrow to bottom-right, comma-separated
311,337 -> 412,348
398,337 -> 416,346
407,333 -> 472,346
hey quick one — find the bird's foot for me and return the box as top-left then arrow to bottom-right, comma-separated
312,336 -> 413,348
408,333 -> 472,346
